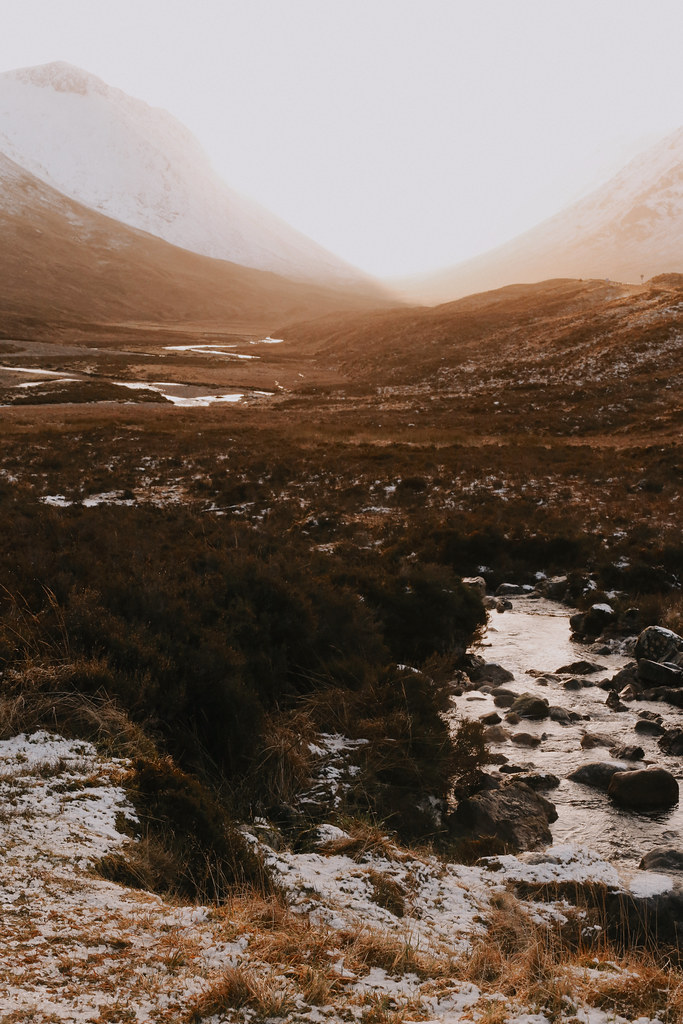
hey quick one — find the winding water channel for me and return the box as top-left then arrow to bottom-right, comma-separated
451,597 -> 683,867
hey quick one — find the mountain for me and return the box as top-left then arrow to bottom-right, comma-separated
400,128 -> 683,304
0,149 -> 390,329
0,61 -> 376,290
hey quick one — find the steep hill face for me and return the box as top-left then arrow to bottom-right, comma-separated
401,129 -> 683,304
0,61 -> 377,290
0,150 -> 388,329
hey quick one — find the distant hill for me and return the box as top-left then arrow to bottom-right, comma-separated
0,60 -> 380,292
399,128 -> 683,304
0,150 -> 393,330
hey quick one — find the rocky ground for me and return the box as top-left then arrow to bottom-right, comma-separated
1,727 -> 681,1024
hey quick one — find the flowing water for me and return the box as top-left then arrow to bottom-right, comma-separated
451,597 -> 683,866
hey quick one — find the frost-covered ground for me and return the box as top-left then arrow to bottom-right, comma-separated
0,730 -> 676,1023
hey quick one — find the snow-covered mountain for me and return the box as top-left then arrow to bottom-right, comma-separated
0,61 -> 372,287
401,127 -> 683,304
0,147 -> 387,326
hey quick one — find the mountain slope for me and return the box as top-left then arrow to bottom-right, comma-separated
401,129 -> 683,304
0,149 -> 390,329
0,61 -> 375,289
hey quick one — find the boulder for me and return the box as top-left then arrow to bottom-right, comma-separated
607,767 -> 679,810
456,778 -> 557,851
555,660 -> 605,675
658,728 -> 683,756
518,772 -> 560,791
609,744 -> 644,761
495,583 -> 524,597
568,762 -> 629,791
637,659 -> 683,687
634,718 -> 665,737
511,732 -> 542,748
635,625 -> 683,664
480,711 -> 502,726
462,576 -> 487,598
580,732 -> 613,749
492,688 -> 516,708
607,664 -> 639,690
484,725 -> 509,744
510,693 -> 550,719
641,686 -> 683,709
548,706 -> 572,724
470,662 -> 515,685
639,848 -> 683,872
562,678 -> 583,691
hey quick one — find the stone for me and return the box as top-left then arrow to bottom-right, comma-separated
641,686 -> 683,708
582,603 -> 617,636
580,732 -> 613,749
496,599 -> 513,612
492,689 -> 516,708
484,725 -> 509,744
658,728 -> 683,756
634,718 -> 665,737
635,625 -> 683,664
605,690 -> 626,711
462,576 -> 487,598
499,764 -> 526,774
568,762 -> 630,790
609,744 -> 644,761
637,659 -> 683,687
504,712 -> 521,724
639,848 -> 683,872
518,772 -> 561,791
509,693 -> 550,719
456,778 -> 558,851
470,662 -> 515,685
607,767 -> 679,810
480,711 -> 502,726
511,732 -> 542,747
495,583 -> 524,596
548,706 -> 572,724
555,660 -> 606,675
562,678 -> 583,691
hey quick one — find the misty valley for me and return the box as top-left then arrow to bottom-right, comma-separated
1,58 -> 683,1024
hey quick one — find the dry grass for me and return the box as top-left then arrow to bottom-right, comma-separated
253,708 -> 318,805
185,964 -> 295,1022
317,818 -> 404,862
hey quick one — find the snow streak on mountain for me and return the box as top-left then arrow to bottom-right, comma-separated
0,61 -> 367,286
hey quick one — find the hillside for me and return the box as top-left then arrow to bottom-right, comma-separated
0,150 -> 393,331
0,61 -> 379,290
282,275 -> 683,437
400,128 -> 683,304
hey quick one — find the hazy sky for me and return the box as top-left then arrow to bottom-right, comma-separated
2,0 -> 683,277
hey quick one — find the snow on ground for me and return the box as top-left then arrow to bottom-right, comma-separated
0,730 -> 674,1023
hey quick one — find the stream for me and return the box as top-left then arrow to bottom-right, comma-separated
451,597 -> 683,867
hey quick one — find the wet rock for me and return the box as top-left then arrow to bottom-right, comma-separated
580,732 -> 613,749
609,744 -> 644,761
496,599 -> 513,612
556,660 -> 606,675
504,712 -> 521,724
480,711 -> 502,726
518,772 -> 560,791
462,576 -> 487,598
483,596 -> 498,610
618,683 -> 641,702
659,728 -> 683,756
562,678 -> 583,691
456,778 -> 557,851
634,718 -> 665,737
499,764 -> 526,774
548,706 -> 572,724
511,732 -> 542,748
495,583 -> 524,597
637,659 -> 683,687
484,725 -> 509,744
572,604 -> 617,638
509,693 -> 550,719
492,688 -> 516,708
635,625 -> 683,664
608,767 -> 679,810
641,686 -> 683,708
639,848 -> 683,872
568,762 -> 629,790
470,662 -> 515,685
605,690 -> 627,711
609,664 -> 639,690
